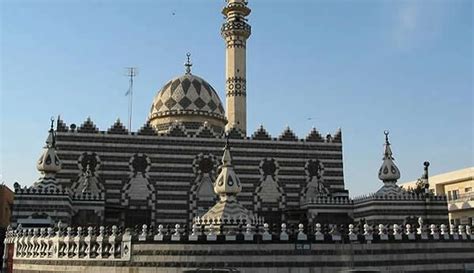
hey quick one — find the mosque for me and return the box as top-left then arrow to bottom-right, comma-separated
10,0 -> 448,230
4,1 -> 474,273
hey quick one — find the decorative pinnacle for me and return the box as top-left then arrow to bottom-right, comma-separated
383,130 -> 393,160
222,133 -> 232,166
50,117 -> 54,130
225,132 -> 230,149
384,130 -> 390,144
184,52 -> 192,74
47,117 -> 56,148
422,161 -> 430,179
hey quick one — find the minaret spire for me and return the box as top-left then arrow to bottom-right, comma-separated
222,0 -> 251,134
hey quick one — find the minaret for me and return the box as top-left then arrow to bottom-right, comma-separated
221,0 -> 251,134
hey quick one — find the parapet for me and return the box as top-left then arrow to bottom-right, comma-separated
3,221 -> 473,273
57,117 -> 342,143
353,192 -> 447,203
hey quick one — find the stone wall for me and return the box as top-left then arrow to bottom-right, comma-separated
10,241 -> 474,273
4,222 -> 474,273
50,120 -> 344,227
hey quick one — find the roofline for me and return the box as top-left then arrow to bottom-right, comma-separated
399,166 -> 474,187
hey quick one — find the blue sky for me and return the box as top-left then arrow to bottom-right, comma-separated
1,0 -> 472,196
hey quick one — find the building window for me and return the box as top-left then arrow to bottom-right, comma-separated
447,191 -> 452,201
453,190 -> 460,200
465,187 -> 472,193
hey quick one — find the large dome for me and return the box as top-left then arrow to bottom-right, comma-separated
148,73 -> 227,133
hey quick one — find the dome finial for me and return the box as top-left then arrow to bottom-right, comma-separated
383,130 -> 392,159
184,52 -> 192,74
384,130 -> 390,145
222,133 -> 232,166
50,116 -> 55,131
46,117 -> 56,148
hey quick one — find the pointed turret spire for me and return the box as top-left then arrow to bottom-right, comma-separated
383,130 -> 393,159
214,134 -> 241,196
222,134 -> 232,167
45,118 -> 56,148
378,131 -> 401,182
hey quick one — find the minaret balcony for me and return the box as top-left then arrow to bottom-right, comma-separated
222,3 -> 251,17
221,21 -> 251,38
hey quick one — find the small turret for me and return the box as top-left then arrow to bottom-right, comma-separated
375,131 -> 403,196
378,131 -> 401,182
198,135 -> 256,225
33,118 -> 63,191
213,137 -> 242,197
36,119 -> 62,175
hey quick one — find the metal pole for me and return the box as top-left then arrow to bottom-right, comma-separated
125,67 -> 137,131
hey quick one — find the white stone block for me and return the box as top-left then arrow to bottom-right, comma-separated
297,234 -> 307,241
279,233 -> 289,241
262,233 -> 272,241
225,235 -> 236,241
206,234 -> 217,241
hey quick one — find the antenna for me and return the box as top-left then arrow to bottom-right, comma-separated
125,67 -> 138,131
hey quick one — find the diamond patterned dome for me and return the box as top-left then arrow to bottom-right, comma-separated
149,74 -> 226,122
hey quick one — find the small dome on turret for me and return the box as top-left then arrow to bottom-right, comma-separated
214,139 -> 241,195
33,119 -> 63,191
37,120 -> 61,175
378,131 -> 401,182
